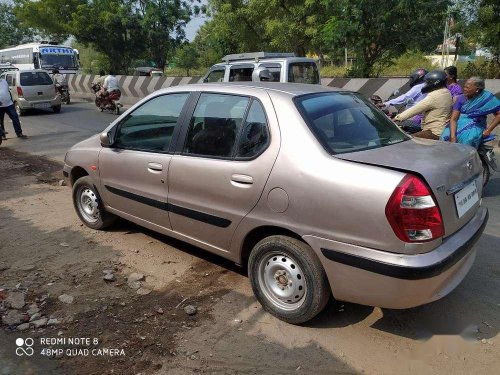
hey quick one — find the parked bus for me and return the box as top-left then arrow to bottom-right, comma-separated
0,43 -> 79,74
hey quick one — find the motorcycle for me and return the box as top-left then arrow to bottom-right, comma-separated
370,94 -> 499,188
91,82 -> 123,115
56,83 -> 71,104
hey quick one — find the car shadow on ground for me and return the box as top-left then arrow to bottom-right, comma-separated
108,218 -> 500,343
483,173 -> 500,197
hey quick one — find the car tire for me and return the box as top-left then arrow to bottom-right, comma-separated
72,176 -> 116,230
248,235 -> 330,324
15,102 -> 24,117
52,105 -> 61,113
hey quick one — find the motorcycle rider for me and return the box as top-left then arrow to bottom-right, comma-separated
382,68 -> 428,127
104,72 -> 119,96
52,68 -> 69,102
394,70 -> 452,140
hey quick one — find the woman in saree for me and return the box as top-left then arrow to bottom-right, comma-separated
440,77 -> 500,148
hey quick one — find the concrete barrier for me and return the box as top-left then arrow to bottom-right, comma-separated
68,74 -> 500,106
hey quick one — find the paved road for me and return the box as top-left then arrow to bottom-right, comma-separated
1,101 -> 116,162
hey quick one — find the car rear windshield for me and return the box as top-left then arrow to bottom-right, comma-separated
295,92 -> 409,154
20,72 -> 53,86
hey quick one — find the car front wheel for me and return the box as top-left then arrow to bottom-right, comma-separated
72,176 -> 116,230
248,235 -> 330,324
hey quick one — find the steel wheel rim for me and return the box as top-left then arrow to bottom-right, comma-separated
257,251 -> 306,311
77,186 -> 100,223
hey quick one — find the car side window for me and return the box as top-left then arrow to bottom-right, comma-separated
229,65 -> 254,82
236,100 -> 269,158
260,63 -> 281,82
5,74 -> 13,86
183,93 -> 249,158
114,93 -> 189,152
205,69 -> 225,83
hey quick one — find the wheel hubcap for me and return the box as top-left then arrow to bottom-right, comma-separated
258,253 -> 306,311
77,187 -> 99,223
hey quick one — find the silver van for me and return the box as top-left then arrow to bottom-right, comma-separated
202,52 -> 320,84
0,69 -> 61,115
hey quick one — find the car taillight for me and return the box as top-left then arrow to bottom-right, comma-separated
385,174 -> 444,242
16,87 -> 23,97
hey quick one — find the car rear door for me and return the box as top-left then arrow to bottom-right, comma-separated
19,71 -> 55,102
98,92 -> 191,229
167,90 -> 279,254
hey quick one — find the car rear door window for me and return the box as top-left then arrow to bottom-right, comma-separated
183,93 -> 250,158
260,63 -> 281,82
20,72 -> 53,86
229,64 -> 254,82
236,100 -> 269,158
115,93 -> 189,152
205,68 -> 225,83
288,62 -> 320,84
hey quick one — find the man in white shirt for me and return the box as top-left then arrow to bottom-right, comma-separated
103,73 -> 119,93
0,77 -> 27,139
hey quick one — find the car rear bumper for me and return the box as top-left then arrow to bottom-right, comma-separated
303,206 -> 488,309
17,97 -> 61,109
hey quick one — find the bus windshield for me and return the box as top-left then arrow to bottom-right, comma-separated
40,54 -> 77,69
39,47 -> 78,70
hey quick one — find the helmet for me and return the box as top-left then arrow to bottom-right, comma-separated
252,67 -> 273,82
421,70 -> 447,93
408,68 -> 428,87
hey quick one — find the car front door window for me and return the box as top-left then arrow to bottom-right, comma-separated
114,93 -> 189,152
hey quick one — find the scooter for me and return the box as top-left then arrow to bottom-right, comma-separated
91,83 -> 123,115
478,135 -> 499,187
56,83 -> 71,104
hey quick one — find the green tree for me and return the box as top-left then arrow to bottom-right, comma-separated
136,0 -> 193,70
14,0 -> 83,43
69,0 -> 145,74
322,0 -> 450,77
0,3 -> 34,49
476,0 -> 499,58
174,43 -> 199,76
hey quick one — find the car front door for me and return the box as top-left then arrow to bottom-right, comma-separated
167,91 -> 279,255
98,92 -> 190,229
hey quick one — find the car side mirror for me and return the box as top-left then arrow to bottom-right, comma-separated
203,78 -> 208,83
100,131 -> 112,147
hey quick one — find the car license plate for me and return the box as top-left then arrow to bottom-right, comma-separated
34,103 -> 50,109
454,180 -> 479,218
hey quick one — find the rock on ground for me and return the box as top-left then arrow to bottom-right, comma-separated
58,294 -> 74,304
6,291 -> 26,309
184,305 -> 197,316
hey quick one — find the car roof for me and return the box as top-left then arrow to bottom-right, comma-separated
16,69 -> 51,73
160,82 -> 343,97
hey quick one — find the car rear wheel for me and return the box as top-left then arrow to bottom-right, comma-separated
52,105 -> 61,113
72,176 -> 116,230
248,235 -> 330,324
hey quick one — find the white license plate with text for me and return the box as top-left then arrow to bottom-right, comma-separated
34,103 -> 50,109
454,180 -> 479,218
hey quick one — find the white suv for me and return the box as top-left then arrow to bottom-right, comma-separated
202,52 -> 320,85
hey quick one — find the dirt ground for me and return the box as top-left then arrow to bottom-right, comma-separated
1,148 -> 499,375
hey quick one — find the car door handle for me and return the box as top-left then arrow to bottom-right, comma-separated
230,174 -> 253,185
147,162 -> 163,172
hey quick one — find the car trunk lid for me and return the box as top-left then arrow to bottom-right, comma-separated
336,138 -> 482,237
